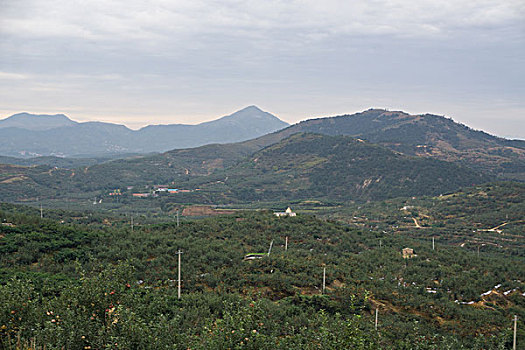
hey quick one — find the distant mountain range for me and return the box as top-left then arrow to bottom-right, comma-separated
190,108 -> 523,181
0,106 -> 289,157
0,107 -> 523,206
0,155 -> 132,168
1,108 -> 523,180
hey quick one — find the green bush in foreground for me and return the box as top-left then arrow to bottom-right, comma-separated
0,263 -> 378,350
1,263 -> 512,350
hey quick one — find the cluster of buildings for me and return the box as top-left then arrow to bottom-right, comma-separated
129,186 -> 200,198
154,187 -> 194,194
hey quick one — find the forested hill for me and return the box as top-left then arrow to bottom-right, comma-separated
0,155 -> 123,168
0,133 -> 491,204
274,109 -> 525,180
188,133 -> 490,203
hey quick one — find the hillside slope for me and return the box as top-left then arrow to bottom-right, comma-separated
190,133 -> 490,202
0,204 -> 522,348
320,182 -> 525,256
0,134 -> 490,204
281,109 -> 525,180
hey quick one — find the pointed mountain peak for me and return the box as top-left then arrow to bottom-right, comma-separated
238,105 -> 263,112
202,106 -> 289,126
227,105 -> 268,119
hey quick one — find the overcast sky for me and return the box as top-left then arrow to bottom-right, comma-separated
1,0 -> 524,138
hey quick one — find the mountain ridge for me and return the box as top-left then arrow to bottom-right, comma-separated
1,107 -> 523,179
0,112 -> 78,130
0,106 -> 289,157
237,108 -> 525,180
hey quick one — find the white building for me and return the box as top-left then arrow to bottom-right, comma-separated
274,207 -> 296,217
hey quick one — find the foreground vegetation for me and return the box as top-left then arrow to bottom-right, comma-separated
1,202 -> 523,349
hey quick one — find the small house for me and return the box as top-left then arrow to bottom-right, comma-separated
274,207 -> 296,217
402,247 -> 417,259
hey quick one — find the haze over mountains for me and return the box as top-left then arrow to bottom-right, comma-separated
1,106 -> 525,206
0,106 -> 289,157
120,108 -> 524,181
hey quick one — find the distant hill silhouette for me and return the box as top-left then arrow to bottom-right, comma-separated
0,112 -> 78,130
0,106 -> 289,157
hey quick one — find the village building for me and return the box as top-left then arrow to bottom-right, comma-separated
402,247 -> 417,259
132,193 -> 150,198
274,207 -> 296,217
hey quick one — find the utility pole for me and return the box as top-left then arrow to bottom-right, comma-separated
131,215 -> 134,232
513,315 -> 518,350
375,308 -> 379,330
379,239 -> 382,248
285,236 -> 288,251
267,240 -> 274,256
322,267 -> 326,294
432,237 -> 435,251
176,250 -> 183,299
40,204 -> 43,219
478,244 -> 485,258
176,210 -> 180,227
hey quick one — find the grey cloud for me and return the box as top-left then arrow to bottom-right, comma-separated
3,1 -> 523,42
0,0 -> 523,137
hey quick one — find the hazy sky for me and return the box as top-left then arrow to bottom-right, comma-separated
1,0 -> 524,138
